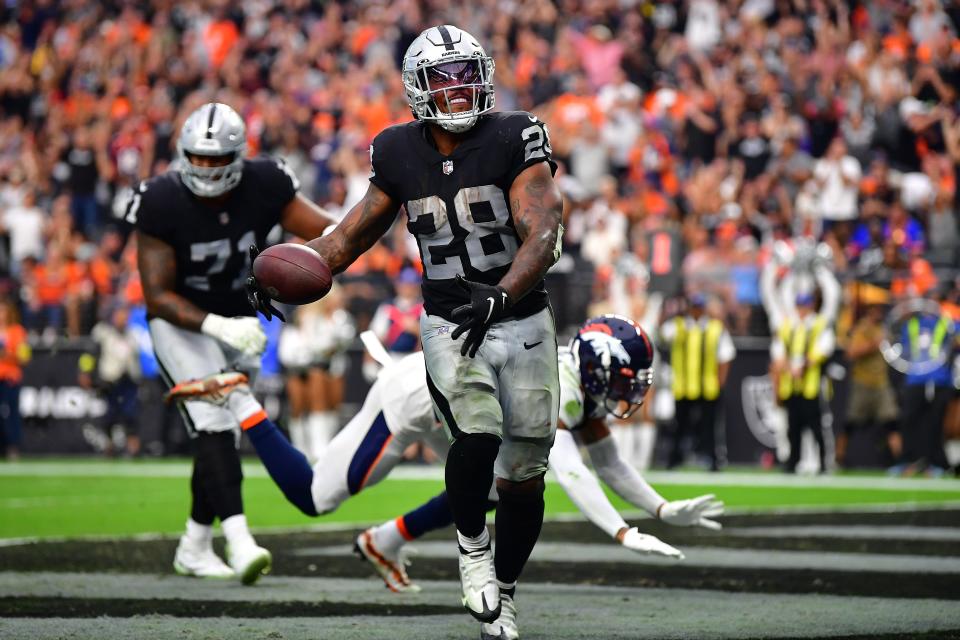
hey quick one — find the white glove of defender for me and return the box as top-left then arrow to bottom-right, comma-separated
620,528 -> 685,560
658,494 -> 724,530
201,314 -> 267,357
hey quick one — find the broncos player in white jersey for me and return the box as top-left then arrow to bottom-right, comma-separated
175,316 -> 722,638
245,24 -> 564,630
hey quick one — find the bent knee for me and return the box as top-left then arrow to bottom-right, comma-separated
496,473 -> 545,496
311,486 -> 346,516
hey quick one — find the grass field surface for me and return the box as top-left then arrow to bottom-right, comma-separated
2,458 -> 958,539
3,458 -> 959,638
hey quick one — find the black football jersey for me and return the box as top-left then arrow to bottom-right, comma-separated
369,111 -> 558,321
129,157 -> 298,318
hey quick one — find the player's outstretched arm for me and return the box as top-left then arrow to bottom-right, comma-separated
549,427 -> 632,538
499,161 -> 563,302
305,183 -> 399,275
138,231 -> 209,332
583,424 -> 724,530
550,427 -> 682,559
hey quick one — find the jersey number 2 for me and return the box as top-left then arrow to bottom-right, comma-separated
407,185 -> 518,280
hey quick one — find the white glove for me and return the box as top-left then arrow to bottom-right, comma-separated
619,527 -> 684,560
658,494 -> 724,530
201,314 -> 267,357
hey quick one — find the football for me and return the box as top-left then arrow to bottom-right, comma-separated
252,243 -> 332,305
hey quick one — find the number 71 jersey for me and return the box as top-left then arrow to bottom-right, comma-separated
129,158 -> 298,318
369,111 -> 557,322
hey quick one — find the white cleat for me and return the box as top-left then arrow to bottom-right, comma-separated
227,543 -> 272,585
165,372 -> 250,406
480,591 -> 519,640
459,544 -> 500,623
354,529 -> 421,593
173,536 -> 235,579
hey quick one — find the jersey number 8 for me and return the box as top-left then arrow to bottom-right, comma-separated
407,185 -> 518,280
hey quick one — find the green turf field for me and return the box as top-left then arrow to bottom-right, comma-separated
1,459 -> 958,539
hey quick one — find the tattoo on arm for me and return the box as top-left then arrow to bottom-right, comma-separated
499,164 -> 563,302
306,184 -> 398,274
137,231 -> 208,331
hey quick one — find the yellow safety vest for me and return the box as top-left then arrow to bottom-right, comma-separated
777,315 -> 827,400
907,315 -> 951,361
670,316 -> 724,401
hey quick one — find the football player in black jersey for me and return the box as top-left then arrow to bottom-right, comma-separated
129,102 -> 333,585
248,24 -> 563,639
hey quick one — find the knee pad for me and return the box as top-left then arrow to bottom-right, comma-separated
311,486 -> 346,516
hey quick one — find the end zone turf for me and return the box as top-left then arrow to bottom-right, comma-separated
1,459 -> 958,539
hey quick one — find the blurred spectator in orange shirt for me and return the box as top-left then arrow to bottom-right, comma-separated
203,13 -> 239,69
22,245 -> 88,338
0,298 -> 30,460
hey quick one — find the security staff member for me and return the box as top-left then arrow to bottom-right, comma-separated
893,310 -> 955,476
771,292 -> 835,473
661,294 -> 736,471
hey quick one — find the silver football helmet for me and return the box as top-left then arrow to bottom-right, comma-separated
176,102 -> 247,198
401,25 -> 495,133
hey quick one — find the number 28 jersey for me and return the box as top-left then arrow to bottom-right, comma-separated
129,158 -> 298,318
369,111 -> 557,321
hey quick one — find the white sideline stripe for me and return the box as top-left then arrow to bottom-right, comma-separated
724,525 -> 960,541
300,540 -> 960,574
1,461 -> 958,492
2,502 -> 958,547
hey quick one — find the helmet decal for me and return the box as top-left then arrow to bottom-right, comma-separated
579,322 -> 614,336
579,330 -> 631,369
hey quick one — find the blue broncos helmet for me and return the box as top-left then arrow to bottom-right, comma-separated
570,314 -> 655,419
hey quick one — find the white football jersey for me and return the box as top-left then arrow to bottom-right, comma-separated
557,346 -> 606,429
376,351 -> 438,437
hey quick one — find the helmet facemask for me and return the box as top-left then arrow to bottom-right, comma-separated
602,366 -> 653,419
176,102 -> 247,198
177,149 -> 245,198
403,54 -> 495,133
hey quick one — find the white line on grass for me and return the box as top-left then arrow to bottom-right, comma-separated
2,501 -> 958,546
2,461 -> 958,492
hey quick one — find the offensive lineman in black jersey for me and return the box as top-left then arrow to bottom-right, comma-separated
247,24 -> 563,639
129,102 -> 332,585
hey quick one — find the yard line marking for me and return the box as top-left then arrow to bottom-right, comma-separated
300,541 -> 960,574
724,525 -> 960,541
2,503 -> 959,545
1,462 -> 958,492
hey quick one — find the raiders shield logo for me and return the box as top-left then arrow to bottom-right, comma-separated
442,160 -> 454,175
741,375 -> 782,448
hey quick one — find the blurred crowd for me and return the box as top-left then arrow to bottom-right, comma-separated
1,0 -> 960,463
0,0 -> 958,336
